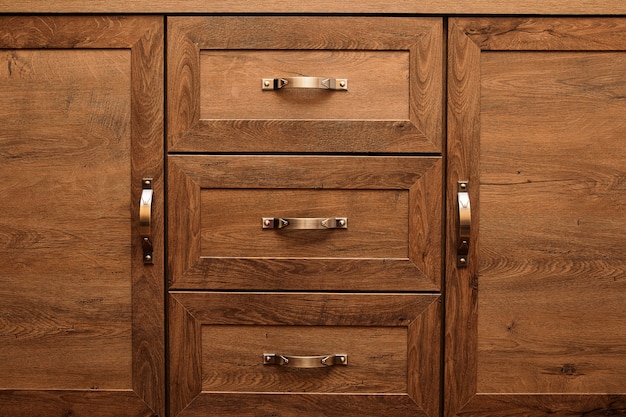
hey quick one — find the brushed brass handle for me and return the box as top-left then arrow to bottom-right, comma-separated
263,354 -> 348,368
262,77 -> 348,91
140,178 -> 153,264
457,181 -> 471,267
262,217 -> 348,230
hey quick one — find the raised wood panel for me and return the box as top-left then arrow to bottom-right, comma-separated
169,292 -> 441,417
3,0 -> 626,14
168,156 -> 442,291
0,16 -> 164,416
446,17 -> 626,417
167,16 -> 442,153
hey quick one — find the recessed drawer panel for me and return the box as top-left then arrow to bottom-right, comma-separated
169,292 -> 441,417
167,16 -> 442,153
203,326 -> 406,393
168,156 -> 442,291
201,189 -> 408,259
200,50 -> 409,120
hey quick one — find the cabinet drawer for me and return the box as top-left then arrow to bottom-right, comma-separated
168,155 -> 441,291
167,16 -> 442,153
169,292 -> 440,417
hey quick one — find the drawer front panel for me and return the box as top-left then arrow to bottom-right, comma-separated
168,156 -> 442,291
169,292 -> 441,417
168,16 -> 442,153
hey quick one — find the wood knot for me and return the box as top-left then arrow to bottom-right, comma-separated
560,363 -> 578,376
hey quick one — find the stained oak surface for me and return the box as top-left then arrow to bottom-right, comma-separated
167,16 -> 442,153
169,292 -> 441,417
0,16 -> 164,416
200,50 -> 409,120
1,48 -> 132,389
478,51 -> 626,394
168,155 -> 442,291
3,0 -> 626,14
446,17 -> 626,417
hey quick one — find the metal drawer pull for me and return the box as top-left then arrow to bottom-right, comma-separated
263,354 -> 348,368
262,217 -> 347,230
262,77 -> 348,91
140,178 -> 154,265
457,181 -> 471,268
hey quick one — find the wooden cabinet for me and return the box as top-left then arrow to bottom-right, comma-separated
2,9 -> 626,417
446,17 -> 626,416
0,16 -> 164,416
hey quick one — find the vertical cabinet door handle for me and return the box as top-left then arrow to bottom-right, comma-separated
140,178 -> 153,264
457,181 -> 471,267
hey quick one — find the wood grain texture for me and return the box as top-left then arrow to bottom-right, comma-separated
168,156 -> 441,291
409,298 -> 442,417
202,326 -> 407,393
201,189 -> 409,258
128,16 -> 165,415
169,292 -> 440,417
478,51 -> 626,395
3,0 -> 626,14
445,18 -> 482,417
179,394 -> 429,417
199,50 -> 409,120
0,16 -> 164,416
167,17 -> 442,153
446,17 -> 626,417
459,394 -> 626,417
0,391 -> 156,417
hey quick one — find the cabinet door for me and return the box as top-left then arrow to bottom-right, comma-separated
0,16 -> 164,416
446,18 -> 626,416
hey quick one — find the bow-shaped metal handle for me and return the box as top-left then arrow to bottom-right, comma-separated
263,353 -> 348,368
457,181 -> 471,267
262,217 -> 348,230
139,178 -> 153,264
262,76 -> 348,91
